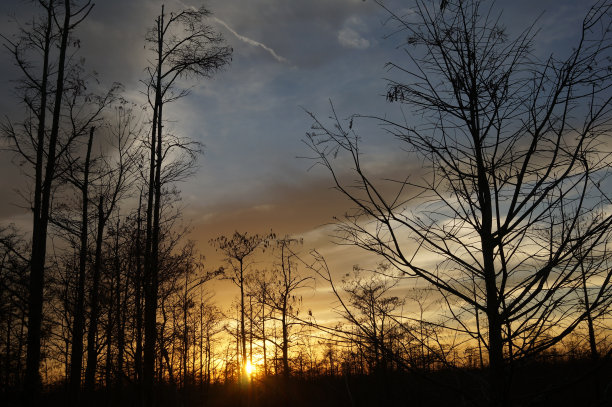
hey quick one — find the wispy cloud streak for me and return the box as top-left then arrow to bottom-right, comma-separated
174,0 -> 288,64
212,17 -> 289,64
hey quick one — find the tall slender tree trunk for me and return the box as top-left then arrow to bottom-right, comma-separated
206,329 -> 211,385
239,260 -> 247,379
581,262 -> 598,360
25,2 -> 71,401
199,304 -> 203,388
115,216 -> 126,390
69,126 -> 95,405
135,192 -> 144,383
236,311 -> 240,378
472,277 -> 485,369
16,319 -> 25,386
182,276 -> 189,388
105,283 -> 114,389
249,296 -> 253,370
84,196 -> 106,393
118,282 -> 128,387
28,6 -> 53,388
475,132 -> 505,407
4,307 -> 12,389
143,8 -> 164,406
281,303 -> 289,379
273,324 -> 278,375
262,300 -> 267,376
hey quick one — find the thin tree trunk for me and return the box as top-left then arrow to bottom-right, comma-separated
17,317 -> 25,387
581,262 -> 598,360
28,4 -> 53,388
143,8 -> 163,406
182,276 -> 188,388
25,1 -> 70,399
105,283 -> 114,389
282,304 -> 289,379
135,192 -> 144,383
262,300 -> 267,376
239,260 -> 247,379
69,126 -> 95,405
4,306 -> 12,389
84,196 -> 106,393
236,311 -> 240,379
206,329 -> 211,386
249,296 -> 253,370
115,216 -> 126,390
199,303 -> 203,388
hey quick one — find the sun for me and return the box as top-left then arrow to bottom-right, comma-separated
245,360 -> 254,376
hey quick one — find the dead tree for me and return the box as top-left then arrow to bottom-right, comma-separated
84,105 -> 139,394
211,231 -> 273,380
266,237 -> 312,378
0,226 -> 30,389
1,0 -> 94,398
305,0 -> 612,405
68,126 -> 94,404
342,271 -> 404,373
141,6 -> 231,403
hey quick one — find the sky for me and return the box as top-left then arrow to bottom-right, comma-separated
0,0 -> 596,318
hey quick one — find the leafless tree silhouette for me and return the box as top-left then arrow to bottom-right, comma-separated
1,1 -> 96,401
141,5 -> 231,405
211,231 -> 274,381
305,0 -> 612,405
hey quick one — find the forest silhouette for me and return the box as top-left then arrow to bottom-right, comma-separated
1,1 -> 611,406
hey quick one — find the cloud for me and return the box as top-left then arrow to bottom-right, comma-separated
337,16 -> 370,49
212,17 -> 289,64
175,0 -> 292,64
338,26 -> 370,49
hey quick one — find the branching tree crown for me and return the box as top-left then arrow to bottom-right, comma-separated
305,0 -> 612,404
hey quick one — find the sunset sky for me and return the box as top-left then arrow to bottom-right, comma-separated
0,0 -> 594,318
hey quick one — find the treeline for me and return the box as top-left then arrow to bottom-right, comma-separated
2,1 -> 612,407
0,1 -> 231,406
2,219 -> 610,405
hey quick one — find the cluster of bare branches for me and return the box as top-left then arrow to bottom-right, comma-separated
0,1 -> 231,406
305,0 -> 612,405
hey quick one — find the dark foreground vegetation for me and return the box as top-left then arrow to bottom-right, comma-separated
1,0 -> 612,407
2,357 -> 611,407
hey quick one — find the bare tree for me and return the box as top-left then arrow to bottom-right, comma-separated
174,257 -> 218,389
83,105 -> 139,395
265,237 -> 312,378
342,271 -> 404,373
574,213 -> 612,361
141,6 -> 231,403
68,126 -> 94,405
211,231 -> 274,380
1,0 -> 95,399
305,0 -> 612,405
197,296 -> 224,387
246,270 -> 271,376
54,77 -> 124,407
0,225 -> 29,389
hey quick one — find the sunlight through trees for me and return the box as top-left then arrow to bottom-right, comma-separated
0,1 -> 610,407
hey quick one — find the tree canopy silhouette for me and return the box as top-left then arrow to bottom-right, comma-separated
306,0 -> 612,405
